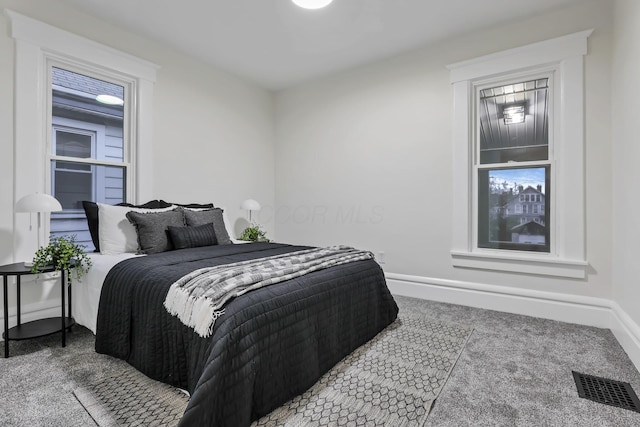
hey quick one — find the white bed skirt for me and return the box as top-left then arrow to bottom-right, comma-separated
72,252 -> 139,334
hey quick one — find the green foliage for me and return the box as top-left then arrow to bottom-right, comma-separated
238,224 -> 270,242
30,235 -> 93,282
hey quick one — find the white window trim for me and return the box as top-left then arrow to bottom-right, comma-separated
447,30 -> 592,279
6,9 -> 159,262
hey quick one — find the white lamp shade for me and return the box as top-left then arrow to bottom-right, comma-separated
241,199 -> 261,211
15,193 -> 63,213
292,0 -> 333,9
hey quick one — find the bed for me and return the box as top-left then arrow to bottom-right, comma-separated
72,202 -> 398,426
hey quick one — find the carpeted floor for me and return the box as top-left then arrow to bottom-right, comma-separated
397,296 -> 640,427
1,295 -> 640,426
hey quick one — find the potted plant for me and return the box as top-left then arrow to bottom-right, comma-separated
30,235 -> 92,282
238,224 -> 270,242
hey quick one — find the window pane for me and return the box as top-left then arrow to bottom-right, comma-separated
51,67 -> 124,162
51,161 -> 126,252
55,130 -> 92,158
53,167 -> 92,210
479,78 -> 549,164
50,66 -> 126,251
478,167 -> 549,252
51,161 -> 126,210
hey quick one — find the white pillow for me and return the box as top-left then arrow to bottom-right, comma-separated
98,203 -> 176,255
221,207 -> 235,240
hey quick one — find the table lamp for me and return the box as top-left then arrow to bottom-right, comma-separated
241,199 -> 261,223
15,193 -> 63,261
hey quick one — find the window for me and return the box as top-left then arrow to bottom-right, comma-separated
448,30 -> 591,278
476,75 -> 551,253
49,66 -> 129,250
7,10 -> 158,261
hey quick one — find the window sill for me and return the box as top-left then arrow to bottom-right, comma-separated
451,250 -> 587,279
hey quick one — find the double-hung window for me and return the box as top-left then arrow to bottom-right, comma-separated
7,10 -> 158,260
448,31 -> 591,278
476,75 -> 551,253
49,66 -> 130,251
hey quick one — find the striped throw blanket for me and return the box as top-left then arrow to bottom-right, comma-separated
164,245 -> 374,338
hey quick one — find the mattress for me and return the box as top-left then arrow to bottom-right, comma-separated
71,252 -> 139,333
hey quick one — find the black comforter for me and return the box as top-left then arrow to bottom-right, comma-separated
95,242 -> 398,426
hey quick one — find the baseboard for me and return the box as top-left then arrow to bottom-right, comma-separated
609,302 -> 640,372
385,272 -> 613,327
385,272 -> 640,372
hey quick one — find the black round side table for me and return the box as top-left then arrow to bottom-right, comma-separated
1,262 -> 74,357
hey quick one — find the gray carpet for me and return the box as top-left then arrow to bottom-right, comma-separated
395,296 -> 640,427
1,296 -> 640,426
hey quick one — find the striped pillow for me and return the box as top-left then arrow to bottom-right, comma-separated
168,223 -> 217,250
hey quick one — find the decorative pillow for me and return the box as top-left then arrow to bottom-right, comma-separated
126,209 -> 185,254
97,203 -> 176,254
159,200 -> 214,209
167,223 -> 217,250
183,208 -> 232,245
83,200 -> 166,252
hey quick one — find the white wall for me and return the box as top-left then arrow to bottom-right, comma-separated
152,53 -> 275,238
275,0 -> 614,309
611,0 -> 640,360
0,0 -> 275,326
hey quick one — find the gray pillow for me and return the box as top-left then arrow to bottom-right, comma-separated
168,223 -> 217,249
126,209 -> 185,254
182,208 -> 232,245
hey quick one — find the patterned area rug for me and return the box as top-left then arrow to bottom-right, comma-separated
73,368 -> 188,427
253,314 -> 472,426
74,314 -> 471,427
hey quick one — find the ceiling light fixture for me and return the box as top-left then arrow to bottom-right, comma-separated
503,104 -> 526,125
292,0 -> 334,10
96,94 -> 124,106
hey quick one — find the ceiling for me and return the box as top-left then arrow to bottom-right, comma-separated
58,0 -> 589,91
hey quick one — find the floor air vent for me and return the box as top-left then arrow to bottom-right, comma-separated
572,371 -> 640,413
